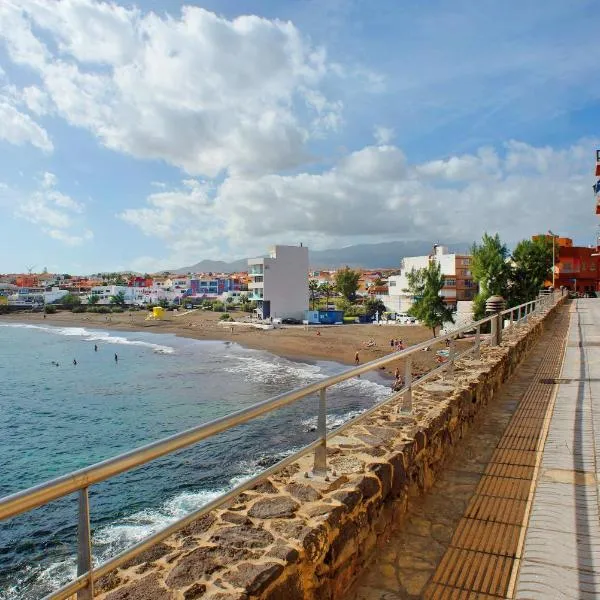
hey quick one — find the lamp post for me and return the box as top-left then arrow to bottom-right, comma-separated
548,230 -> 556,288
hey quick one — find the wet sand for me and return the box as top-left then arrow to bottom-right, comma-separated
0,309 -> 455,376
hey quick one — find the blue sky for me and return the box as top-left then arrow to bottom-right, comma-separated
0,0 -> 598,273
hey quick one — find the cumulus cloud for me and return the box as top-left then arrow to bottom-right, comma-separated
0,0 -> 348,176
120,139 -> 597,265
12,172 -> 92,244
373,126 -> 394,145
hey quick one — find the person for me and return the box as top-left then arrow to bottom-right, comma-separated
114,353 -> 118,363
94,344 -> 98,352
445,338 -> 451,348
73,359 -> 77,366
316,330 -> 321,336
355,351 -> 360,365
394,367 -> 400,380
390,339 -> 395,350
43,313 -> 46,319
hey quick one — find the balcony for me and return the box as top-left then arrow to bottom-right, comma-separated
248,266 -> 264,275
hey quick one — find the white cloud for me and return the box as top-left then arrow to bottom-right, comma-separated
119,139 -> 597,265
373,126 -> 394,145
22,85 -> 50,116
0,99 -> 53,152
11,171 -> 92,244
0,1 -> 349,176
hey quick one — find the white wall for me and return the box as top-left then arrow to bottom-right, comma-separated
251,245 -> 309,319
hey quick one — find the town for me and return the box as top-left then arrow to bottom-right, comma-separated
1,236 -> 597,327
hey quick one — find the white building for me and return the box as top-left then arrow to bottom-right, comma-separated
248,245 -> 309,320
383,245 -> 475,314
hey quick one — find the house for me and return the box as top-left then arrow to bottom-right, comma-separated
383,245 -> 476,313
534,235 -> 599,294
248,245 -> 309,319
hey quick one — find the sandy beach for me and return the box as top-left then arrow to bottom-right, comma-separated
0,309 -> 459,377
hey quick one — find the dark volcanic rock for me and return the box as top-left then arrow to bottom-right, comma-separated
285,482 -> 321,502
121,543 -> 172,570
106,574 -> 174,600
209,524 -> 274,548
247,496 -> 299,519
226,562 -> 284,595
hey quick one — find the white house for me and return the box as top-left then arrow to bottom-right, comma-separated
383,245 -> 475,314
248,245 -> 309,320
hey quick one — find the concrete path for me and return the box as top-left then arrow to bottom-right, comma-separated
514,299 -> 600,599
349,301 -> 571,599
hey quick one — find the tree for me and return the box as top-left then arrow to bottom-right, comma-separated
334,267 -> 360,302
509,237 -> 554,306
319,282 -> 334,310
405,262 -> 454,337
109,291 -> 127,306
88,294 -> 100,305
60,293 -> 81,308
365,297 -> 386,319
471,233 -> 511,318
308,279 -> 319,310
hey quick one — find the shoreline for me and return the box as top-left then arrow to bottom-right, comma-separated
0,309 -> 446,376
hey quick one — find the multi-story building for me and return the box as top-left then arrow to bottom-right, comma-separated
189,276 -> 241,298
534,236 -> 599,294
248,245 -> 309,320
383,245 -> 476,313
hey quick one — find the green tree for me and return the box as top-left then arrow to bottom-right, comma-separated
470,233 -> 511,318
509,237 -> 554,306
334,267 -> 360,302
60,293 -> 81,308
87,294 -> 100,305
365,297 -> 386,319
405,262 -> 454,337
109,291 -> 127,306
319,282 -> 334,310
158,298 -> 169,309
308,279 -> 319,310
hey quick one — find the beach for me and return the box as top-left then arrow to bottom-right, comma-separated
0,308 -> 452,376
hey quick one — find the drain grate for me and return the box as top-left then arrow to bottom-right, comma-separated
568,341 -> 600,347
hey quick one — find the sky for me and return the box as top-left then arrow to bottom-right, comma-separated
0,0 -> 598,274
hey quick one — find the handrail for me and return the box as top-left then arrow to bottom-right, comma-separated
0,291 -> 562,599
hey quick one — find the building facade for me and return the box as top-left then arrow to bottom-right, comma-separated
383,245 -> 476,313
544,237 -> 600,294
248,245 -> 309,319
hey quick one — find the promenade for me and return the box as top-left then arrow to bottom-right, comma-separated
351,298 -> 600,599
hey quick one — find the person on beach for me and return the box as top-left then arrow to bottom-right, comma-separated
394,367 -> 400,380
390,339 -> 395,349
355,351 -> 360,365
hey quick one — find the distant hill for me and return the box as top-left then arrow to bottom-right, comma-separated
173,240 -> 470,274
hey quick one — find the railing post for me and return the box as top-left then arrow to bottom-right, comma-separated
497,313 -> 503,345
490,314 -> 498,347
77,488 -> 93,600
474,325 -> 481,359
524,303 -> 528,323
446,339 -> 455,379
509,309 -> 514,328
313,389 -> 327,476
401,355 -> 412,413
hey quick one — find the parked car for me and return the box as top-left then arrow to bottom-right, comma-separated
281,317 -> 302,325
396,313 -> 417,324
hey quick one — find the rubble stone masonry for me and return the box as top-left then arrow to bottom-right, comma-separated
96,299 -> 565,600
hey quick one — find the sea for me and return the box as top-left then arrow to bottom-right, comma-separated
0,322 -> 391,599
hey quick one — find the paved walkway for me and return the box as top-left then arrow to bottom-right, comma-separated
514,299 -> 600,598
350,300 -> 575,599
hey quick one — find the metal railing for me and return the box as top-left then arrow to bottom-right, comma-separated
0,291 -> 563,600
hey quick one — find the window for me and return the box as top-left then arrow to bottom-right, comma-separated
444,279 -> 456,286
388,281 -> 396,287
253,276 -> 264,283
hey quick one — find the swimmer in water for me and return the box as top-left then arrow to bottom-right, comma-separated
73,359 -> 77,366
94,344 -> 98,352
114,353 -> 118,363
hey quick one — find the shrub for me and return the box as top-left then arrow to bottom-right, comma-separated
44,305 -> 57,314
0,305 -> 9,314
212,301 -> 225,312
111,307 -> 124,313
71,306 -> 87,313
219,313 -> 232,321
96,306 -> 110,314
343,316 -> 358,324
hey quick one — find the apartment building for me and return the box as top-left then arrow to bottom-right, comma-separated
383,245 -> 476,313
248,245 -> 309,319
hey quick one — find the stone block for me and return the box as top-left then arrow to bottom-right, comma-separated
247,496 -> 299,519
225,562 -> 284,596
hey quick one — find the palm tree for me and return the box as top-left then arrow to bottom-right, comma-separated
319,282 -> 334,311
109,291 -> 126,307
309,279 -> 319,310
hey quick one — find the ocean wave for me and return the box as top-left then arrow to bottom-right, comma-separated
223,353 -> 324,385
0,323 -> 175,354
301,409 -> 368,432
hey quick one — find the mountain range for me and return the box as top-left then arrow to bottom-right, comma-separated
174,240 -> 471,273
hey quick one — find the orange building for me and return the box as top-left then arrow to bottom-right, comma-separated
536,236 -> 599,294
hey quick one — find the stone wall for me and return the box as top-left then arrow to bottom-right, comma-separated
97,300 -> 565,600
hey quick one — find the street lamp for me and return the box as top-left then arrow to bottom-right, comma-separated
548,230 -> 556,288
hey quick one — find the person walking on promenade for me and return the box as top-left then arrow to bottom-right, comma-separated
355,351 -> 360,366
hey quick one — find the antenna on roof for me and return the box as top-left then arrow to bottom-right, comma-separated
26,265 -> 36,274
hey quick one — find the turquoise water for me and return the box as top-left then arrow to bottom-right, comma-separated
0,323 -> 390,599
